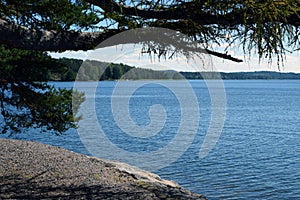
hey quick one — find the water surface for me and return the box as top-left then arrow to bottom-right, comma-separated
2,80 -> 300,199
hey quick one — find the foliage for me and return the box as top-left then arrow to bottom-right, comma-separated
0,46 -> 84,135
0,45 -> 67,81
0,0 -> 99,31
1,0 -> 300,64
0,82 -> 84,135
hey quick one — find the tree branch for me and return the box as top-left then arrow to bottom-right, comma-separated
205,49 -> 242,62
86,0 -> 243,25
0,19 -> 120,51
86,0 -> 300,26
0,19 -> 241,62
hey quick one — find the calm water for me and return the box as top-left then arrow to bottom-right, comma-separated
2,80 -> 300,199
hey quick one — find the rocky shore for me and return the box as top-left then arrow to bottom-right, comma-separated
0,138 -> 207,199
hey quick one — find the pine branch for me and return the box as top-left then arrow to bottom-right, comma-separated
0,19 -> 120,51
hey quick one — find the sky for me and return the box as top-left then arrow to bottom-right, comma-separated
50,44 -> 300,73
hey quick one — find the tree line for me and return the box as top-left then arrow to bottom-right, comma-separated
181,71 -> 300,80
55,58 -> 300,81
51,58 -> 183,81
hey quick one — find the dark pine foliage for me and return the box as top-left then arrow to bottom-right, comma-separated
0,45 -> 84,135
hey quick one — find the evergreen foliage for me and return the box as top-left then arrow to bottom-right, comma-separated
0,46 -> 84,135
1,0 -> 300,64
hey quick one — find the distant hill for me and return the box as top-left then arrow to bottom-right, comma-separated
180,71 -> 300,80
51,58 -> 183,81
51,58 -> 300,81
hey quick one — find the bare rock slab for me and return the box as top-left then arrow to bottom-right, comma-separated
0,138 -> 207,199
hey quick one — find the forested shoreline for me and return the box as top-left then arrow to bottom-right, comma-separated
51,58 -> 300,81
181,71 -> 300,80
50,58 -> 183,81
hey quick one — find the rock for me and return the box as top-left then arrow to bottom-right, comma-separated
0,138 -> 207,199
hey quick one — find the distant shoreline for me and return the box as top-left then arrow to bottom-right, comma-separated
180,71 -> 300,80
50,58 -> 300,81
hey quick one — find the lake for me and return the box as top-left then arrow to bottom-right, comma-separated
1,80 -> 300,199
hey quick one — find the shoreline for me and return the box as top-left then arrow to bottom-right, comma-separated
0,138 -> 207,199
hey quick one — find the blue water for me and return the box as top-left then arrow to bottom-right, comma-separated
1,80 -> 300,199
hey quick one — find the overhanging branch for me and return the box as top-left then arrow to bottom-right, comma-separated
0,19 -> 120,51
205,49 -> 243,62
0,19 -> 242,62
86,0 -> 245,26
86,0 -> 300,26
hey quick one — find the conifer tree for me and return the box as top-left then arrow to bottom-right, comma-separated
1,0 -> 299,134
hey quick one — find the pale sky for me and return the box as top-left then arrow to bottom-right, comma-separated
50,44 -> 300,73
